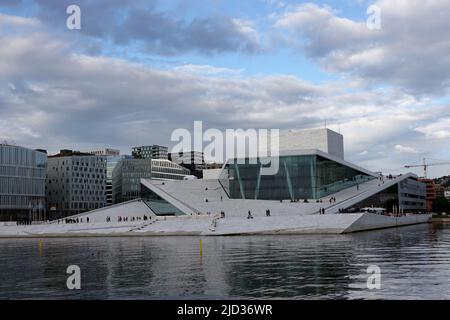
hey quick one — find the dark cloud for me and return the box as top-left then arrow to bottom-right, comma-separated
19,0 -> 261,55
1,18 -> 449,174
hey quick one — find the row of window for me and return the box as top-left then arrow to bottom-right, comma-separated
50,167 -> 105,174
0,165 -> 46,178
0,195 -> 45,208
0,177 -> 46,195
49,202 -> 106,210
48,178 -> 105,185
0,145 -> 47,167
48,189 -> 105,196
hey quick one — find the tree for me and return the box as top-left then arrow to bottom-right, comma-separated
433,197 -> 450,214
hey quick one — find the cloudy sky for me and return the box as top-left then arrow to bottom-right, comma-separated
1,0 -> 450,177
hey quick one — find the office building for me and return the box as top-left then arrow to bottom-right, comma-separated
112,158 -> 190,204
419,179 -> 436,212
132,145 -> 168,160
0,144 -> 47,221
106,154 -> 132,206
46,150 -> 106,218
169,151 -> 205,178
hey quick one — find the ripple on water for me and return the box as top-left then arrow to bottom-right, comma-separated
1,224 -> 450,299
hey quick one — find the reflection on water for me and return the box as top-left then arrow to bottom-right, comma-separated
1,223 -> 450,299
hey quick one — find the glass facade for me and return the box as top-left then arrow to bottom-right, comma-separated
0,144 -> 47,221
340,178 -> 426,213
350,184 -> 399,211
112,158 -> 190,204
106,155 -> 132,206
141,184 -> 185,216
132,145 -> 168,160
219,154 -> 374,200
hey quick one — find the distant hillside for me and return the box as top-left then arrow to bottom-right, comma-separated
434,176 -> 450,188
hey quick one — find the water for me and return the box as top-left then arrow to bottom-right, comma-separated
1,223 -> 450,299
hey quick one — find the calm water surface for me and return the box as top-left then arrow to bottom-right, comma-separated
1,223 -> 450,299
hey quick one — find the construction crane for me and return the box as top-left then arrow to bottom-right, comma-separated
404,158 -> 450,178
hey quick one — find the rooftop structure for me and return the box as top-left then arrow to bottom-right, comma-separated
279,128 -> 344,159
132,145 -> 168,160
87,148 -> 120,156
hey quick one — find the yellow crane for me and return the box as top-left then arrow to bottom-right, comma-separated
404,158 -> 450,178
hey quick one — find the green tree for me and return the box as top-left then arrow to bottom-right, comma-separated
433,197 -> 450,214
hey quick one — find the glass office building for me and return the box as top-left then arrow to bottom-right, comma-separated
0,144 -> 47,221
219,153 -> 375,200
132,145 -> 168,160
112,158 -> 190,204
106,155 -> 132,206
46,150 -> 107,218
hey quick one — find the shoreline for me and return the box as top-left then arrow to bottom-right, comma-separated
0,212 -> 432,238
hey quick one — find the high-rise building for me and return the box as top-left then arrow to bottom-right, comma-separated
112,158 -> 190,204
0,144 -> 47,221
132,145 -> 168,159
46,150 -> 106,218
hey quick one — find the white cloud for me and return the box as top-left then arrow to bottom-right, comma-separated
415,118 -> 450,139
0,13 -> 40,27
394,144 -> 419,154
173,64 -> 243,76
275,1 -> 450,96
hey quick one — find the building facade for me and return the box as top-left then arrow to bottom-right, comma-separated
169,151 -> 205,178
169,151 -> 204,165
217,150 -> 426,212
132,145 -> 168,160
219,150 -> 375,201
106,155 -> 132,206
0,144 -> 47,221
46,150 -> 107,218
419,179 -> 436,212
279,128 -> 344,159
112,158 -> 190,204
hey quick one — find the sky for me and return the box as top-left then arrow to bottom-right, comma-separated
0,0 -> 450,178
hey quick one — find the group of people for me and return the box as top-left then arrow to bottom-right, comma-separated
16,219 -> 32,225
246,209 -> 271,219
62,217 -> 89,224
329,197 -> 337,204
318,208 -> 326,215
116,215 -> 150,223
